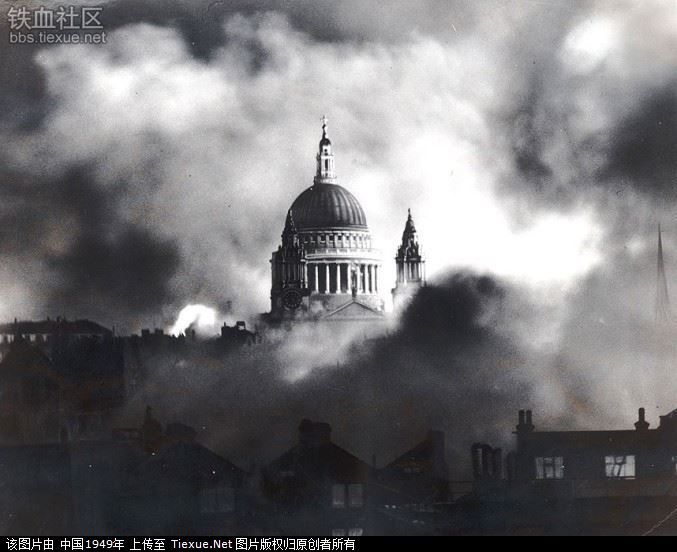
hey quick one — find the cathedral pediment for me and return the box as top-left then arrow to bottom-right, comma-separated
321,300 -> 384,320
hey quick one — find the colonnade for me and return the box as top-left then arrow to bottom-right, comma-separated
308,262 -> 380,294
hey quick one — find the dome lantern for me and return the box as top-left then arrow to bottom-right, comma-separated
314,115 -> 337,185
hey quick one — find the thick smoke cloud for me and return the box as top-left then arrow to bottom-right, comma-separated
0,157 -> 180,324
0,1 -> 610,327
0,0 -> 676,443
121,272 -> 548,476
603,85 -> 677,200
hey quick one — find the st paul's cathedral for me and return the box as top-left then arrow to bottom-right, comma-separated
266,118 -> 427,324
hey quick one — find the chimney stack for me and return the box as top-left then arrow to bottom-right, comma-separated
635,407 -> 650,431
516,409 -> 535,434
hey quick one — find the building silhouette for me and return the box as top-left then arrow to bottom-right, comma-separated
504,407 -> 677,490
377,430 -> 448,508
0,339 -> 62,444
0,408 -> 251,535
448,407 -> 677,535
0,317 -> 112,361
0,323 -> 125,444
262,419 -> 373,535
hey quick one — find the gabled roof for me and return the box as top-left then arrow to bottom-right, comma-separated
321,300 -> 384,321
137,442 -> 245,486
384,431 -> 444,472
267,441 -> 373,483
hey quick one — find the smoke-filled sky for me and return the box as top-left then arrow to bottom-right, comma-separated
2,0 -> 677,464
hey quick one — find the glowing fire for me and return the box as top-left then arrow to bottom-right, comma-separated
169,304 -> 217,336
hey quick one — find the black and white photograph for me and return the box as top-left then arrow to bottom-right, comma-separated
1,0 -> 677,538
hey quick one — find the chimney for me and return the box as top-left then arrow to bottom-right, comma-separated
298,419 -> 332,448
635,407 -> 650,431
516,409 -> 535,434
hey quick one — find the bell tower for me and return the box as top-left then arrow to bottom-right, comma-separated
270,210 -> 310,317
392,209 -> 426,311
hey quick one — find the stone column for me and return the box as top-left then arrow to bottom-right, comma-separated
367,264 -> 373,293
336,263 -> 342,293
314,264 -> 319,292
374,265 -> 379,293
325,264 -> 330,294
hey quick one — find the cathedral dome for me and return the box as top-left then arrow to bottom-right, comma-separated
290,184 -> 368,231
269,118 -> 384,320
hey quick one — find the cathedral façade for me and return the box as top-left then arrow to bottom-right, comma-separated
267,118 -> 426,324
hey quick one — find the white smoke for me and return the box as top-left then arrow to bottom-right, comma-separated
18,12 -> 607,326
